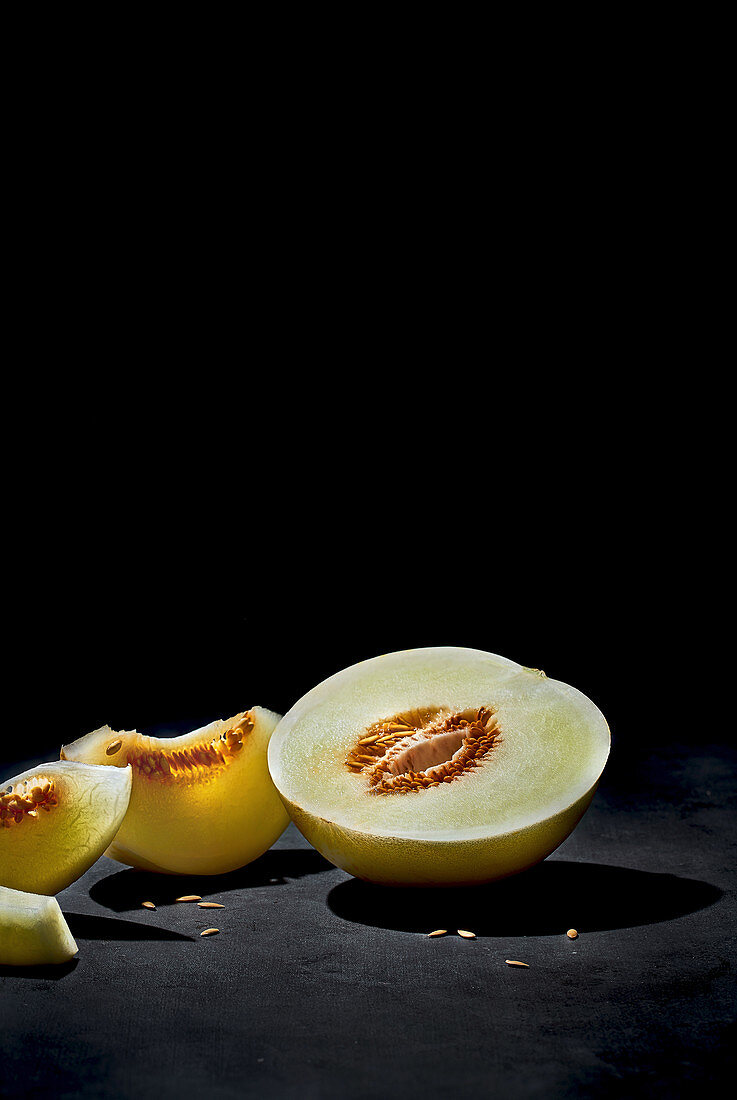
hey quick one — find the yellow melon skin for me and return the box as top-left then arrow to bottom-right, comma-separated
282,786 -> 597,886
61,707 -> 289,876
0,885 -> 78,966
0,762 -> 132,895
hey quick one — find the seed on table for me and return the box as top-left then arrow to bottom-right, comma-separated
505,959 -> 530,968
175,895 -> 202,902
427,929 -> 447,937
566,928 -> 578,939
141,901 -> 156,910
200,928 -> 220,936
457,929 -> 476,939
198,902 -> 225,909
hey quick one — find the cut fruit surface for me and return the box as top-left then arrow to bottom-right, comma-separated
0,761 -> 132,895
60,707 -> 289,875
268,648 -> 610,885
0,885 -> 78,965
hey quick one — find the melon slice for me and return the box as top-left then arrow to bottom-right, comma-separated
267,647 -> 611,885
0,885 -> 78,966
0,761 -> 132,895
60,707 -> 289,875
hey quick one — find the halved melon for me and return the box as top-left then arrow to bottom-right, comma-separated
0,761 -> 132,895
0,885 -> 78,965
268,648 -> 611,885
60,707 -> 289,875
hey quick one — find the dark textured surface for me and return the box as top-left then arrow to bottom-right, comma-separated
1,742 -> 735,1099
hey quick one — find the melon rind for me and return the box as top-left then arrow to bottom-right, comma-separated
61,707 -> 289,875
0,761 -> 132,896
0,885 -> 78,966
268,647 -> 610,885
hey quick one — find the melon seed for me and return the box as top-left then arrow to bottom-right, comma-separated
567,928 -> 578,939
427,929 -> 447,937
141,901 -> 156,910
505,960 -> 530,967
457,929 -> 476,939
200,928 -> 220,936
175,895 -> 202,902
198,902 -> 225,909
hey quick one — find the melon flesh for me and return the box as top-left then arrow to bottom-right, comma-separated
0,761 -> 132,895
0,885 -> 78,965
61,707 -> 289,875
267,648 -> 611,885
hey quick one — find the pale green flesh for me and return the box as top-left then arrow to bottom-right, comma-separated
269,648 -> 610,842
0,885 -> 78,965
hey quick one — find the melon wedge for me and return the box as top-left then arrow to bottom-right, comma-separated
60,707 -> 289,875
268,647 -> 611,885
0,761 -> 132,895
0,885 -> 78,965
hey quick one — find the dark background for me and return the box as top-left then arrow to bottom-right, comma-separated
3,388 -> 694,781
3,354 -> 686,772
3,467 -> 657,772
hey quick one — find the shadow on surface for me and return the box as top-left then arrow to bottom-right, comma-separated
328,860 -> 723,935
65,913 -> 195,941
0,958 -> 78,979
90,847 -> 332,912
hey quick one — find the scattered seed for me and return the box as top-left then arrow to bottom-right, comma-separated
106,739 -> 123,756
427,929 -> 448,937
505,959 -> 530,967
200,928 -> 220,936
141,901 -> 156,910
175,895 -> 202,902
198,902 -> 225,909
457,929 -> 476,939
566,928 -> 578,939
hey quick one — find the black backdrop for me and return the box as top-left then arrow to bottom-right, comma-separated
2,364 -> 687,774
2,501 -> 660,773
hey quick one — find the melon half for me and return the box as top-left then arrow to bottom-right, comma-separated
267,648 -> 611,885
61,708 -> 289,875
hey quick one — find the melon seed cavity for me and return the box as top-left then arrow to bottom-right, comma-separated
345,706 -> 501,794
0,778 -> 57,827
106,714 -> 256,782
